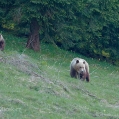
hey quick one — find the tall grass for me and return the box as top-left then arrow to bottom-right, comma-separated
0,33 -> 119,119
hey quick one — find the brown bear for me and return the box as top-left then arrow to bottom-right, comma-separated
0,34 -> 5,51
70,57 -> 90,82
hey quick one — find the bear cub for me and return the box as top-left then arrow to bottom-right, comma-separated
70,57 -> 90,82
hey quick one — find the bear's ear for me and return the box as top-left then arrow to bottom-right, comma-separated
83,61 -> 85,64
76,60 -> 79,64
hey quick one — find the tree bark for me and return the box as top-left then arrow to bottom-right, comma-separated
26,18 -> 40,51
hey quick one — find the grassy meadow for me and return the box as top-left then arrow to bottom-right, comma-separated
0,33 -> 119,119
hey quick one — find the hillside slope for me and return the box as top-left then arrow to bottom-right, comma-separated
0,33 -> 119,119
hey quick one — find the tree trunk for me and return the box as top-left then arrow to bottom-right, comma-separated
26,18 -> 40,51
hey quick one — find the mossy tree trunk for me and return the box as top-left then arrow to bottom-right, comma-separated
26,18 -> 40,51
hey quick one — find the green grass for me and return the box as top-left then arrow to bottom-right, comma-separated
0,33 -> 119,119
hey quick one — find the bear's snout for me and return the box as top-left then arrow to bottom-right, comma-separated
81,70 -> 83,73
80,70 -> 84,74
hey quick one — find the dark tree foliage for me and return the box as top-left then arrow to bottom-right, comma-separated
0,0 -> 119,65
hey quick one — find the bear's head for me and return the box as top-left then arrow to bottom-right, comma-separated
75,59 -> 86,75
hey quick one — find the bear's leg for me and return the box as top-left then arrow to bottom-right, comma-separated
70,68 -> 77,78
0,41 -> 4,51
76,72 -> 80,79
86,72 -> 90,82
